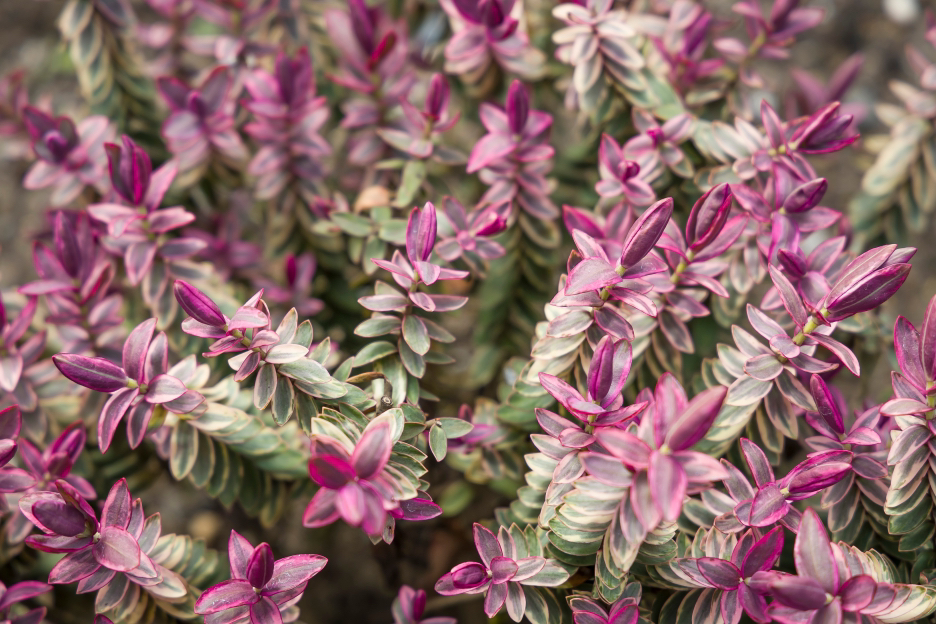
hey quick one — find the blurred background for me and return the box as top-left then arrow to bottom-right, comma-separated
0,0 -> 933,622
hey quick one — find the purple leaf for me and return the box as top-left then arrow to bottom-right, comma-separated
98,388 -> 138,452
838,575 -> 876,612
308,456 -> 354,489
649,452 -> 687,522
619,198 -> 674,268
664,385 -> 727,451
144,374 -> 187,404
228,530 -> 254,579
809,375 -> 845,434
473,523 -> 502,566
351,418 -> 393,480
741,526 -> 784,577
53,355 -> 128,393
174,281 -> 227,327
194,579 -> 259,614
123,318 -> 157,383
697,558 -> 742,590
490,557 -> 519,584
406,203 -> 437,265
30,498 -> 86,535
794,508 -> 838,593
250,596 -> 283,624
769,575 -> 829,611
93,526 -> 141,572
246,543 -> 275,589
823,263 -> 911,322
565,258 -> 620,295
263,554 -> 327,595
686,183 -> 732,251
767,265 -> 807,327
895,315 -> 926,388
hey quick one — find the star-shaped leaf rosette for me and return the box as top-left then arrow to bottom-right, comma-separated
19,210 -> 122,358
722,245 -> 914,434
194,530 -> 326,624
707,437 -> 851,533
545,374 -> 729,575
553,198 -> 673,345
21,107 -> 113,206
534,335 -> 647,485
20,479 -> 189,616
435,523 -> 571,622
654,527 -> 785,624
53,318 -> 206,451
755,509 -> 936,623
302,412 -> 442,542
589,375 -> 729,531
88,135 -> 208,301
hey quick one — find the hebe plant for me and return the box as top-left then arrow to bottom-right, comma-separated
1,0 -> 936,622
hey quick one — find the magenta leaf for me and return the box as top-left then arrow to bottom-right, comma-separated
194,579 -> 259,614
92,526 -> 141,572
53,355 -> 128,393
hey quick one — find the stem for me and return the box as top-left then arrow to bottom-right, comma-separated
791,316 -> 819,346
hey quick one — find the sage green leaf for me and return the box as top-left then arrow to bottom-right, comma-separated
354,342 -> 398,367
170,423 -> 198,480
277,358 -> 330,383
429,424 -> 447,461
271,376 -> 295,426
253,363 -> 277,409
402,315 -> 431,355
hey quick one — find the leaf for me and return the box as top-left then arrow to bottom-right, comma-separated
725,376 -> 772,406
353,342 -> 398,367
394,160 -> 427,208
429,425 -> 447,461
253,364 -> 277,409
170,422 -> 198,480
277,358 -> 330,383
271,376 -> 295,426
402,315 -> 431,355
355,316 -> 401,337
436,417 -> 473,437
399,339 -> 426,378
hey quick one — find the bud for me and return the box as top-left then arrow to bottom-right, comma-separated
425,74 -> 449,120
105,135 -> 152,206
619,198 -> 674,268
174,280 -> 226,327
506,80 -> 529,135
822,262 -> 911,322
406,203 -> 438,265
782,178 -> 827,213
686,183 -> 732,250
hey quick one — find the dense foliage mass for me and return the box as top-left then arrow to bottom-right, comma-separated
1,0 -> 936,622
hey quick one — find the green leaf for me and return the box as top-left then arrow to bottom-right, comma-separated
271,376 -> 295,426
399,339 -> 426,378
277,358 -> 330,383
253,363 -> 277,409
170,423 -> 198,480
439,481 -> 474,517
394,160 -> 426,208
402,314 -> 431,355
354,341 -> 398,367
429,424 -> 447,461
330,212 -> 373,237
436,417 -> 473,438
355,316 -> 402,337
